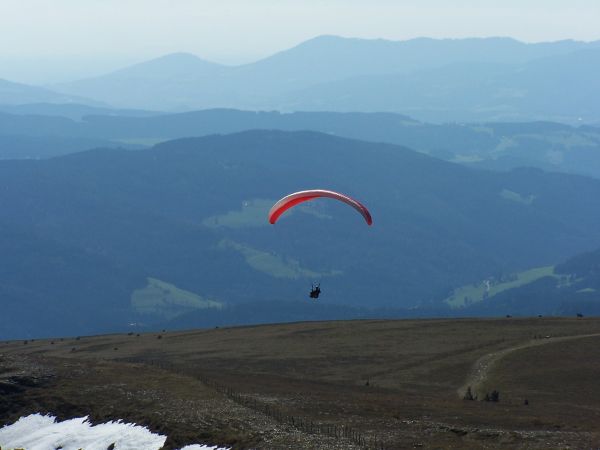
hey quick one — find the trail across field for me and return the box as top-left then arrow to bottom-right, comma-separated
458,332 -> 600,398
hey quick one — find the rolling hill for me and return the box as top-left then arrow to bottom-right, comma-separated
278,49 -> 600,123
0,102 -> 161,120
0,78 -> 99,106
2,130 -> 600,338
2,109 -> 600,179
49,36 -> 600,122
0,134 -> 146,159
52,53 -> 227,112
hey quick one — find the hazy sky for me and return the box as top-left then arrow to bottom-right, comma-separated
1,0 -> 599,84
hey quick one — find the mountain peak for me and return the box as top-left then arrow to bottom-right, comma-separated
111,52 -> 224,75
143,52 -> 218,65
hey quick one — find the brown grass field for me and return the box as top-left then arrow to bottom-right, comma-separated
2,317 -> 600,449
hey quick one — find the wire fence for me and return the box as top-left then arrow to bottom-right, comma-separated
119,356 -> 388,449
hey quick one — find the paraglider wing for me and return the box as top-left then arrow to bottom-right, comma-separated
268,189 -> 372,225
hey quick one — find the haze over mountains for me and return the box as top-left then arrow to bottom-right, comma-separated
2,34 -> 600,340
3,36 -> 600,123
0,78 -> 98,106
3,131 -> 600,338
284,49 -> 600,123
7,2 -> 600,446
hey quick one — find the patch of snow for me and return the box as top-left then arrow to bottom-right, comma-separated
0,414 -> 227,450
180,446 -> 225,450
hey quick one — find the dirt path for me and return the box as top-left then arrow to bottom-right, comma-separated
458,332 -> 600,398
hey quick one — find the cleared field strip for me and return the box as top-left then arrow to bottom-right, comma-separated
445,266 -> 556,308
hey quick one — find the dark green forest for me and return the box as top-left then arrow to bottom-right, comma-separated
2,130 -> 600,338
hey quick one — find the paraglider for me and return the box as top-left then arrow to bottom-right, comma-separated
268,189 -> 372,225
269,189 -> 372,301
309,283 -> 321,299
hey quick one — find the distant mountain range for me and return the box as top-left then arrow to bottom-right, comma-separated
2,130 -> 600,338
279,49 -> 600,123
1,108 -> 599,179
0,134 -> 148,159
0,102 -> 161,121
0,78 -> 100,106
1,35 -> 594,123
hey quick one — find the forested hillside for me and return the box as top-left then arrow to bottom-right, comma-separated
2,109 -> 600,178
2,131 -> 600,337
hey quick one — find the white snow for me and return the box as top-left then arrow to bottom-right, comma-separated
0,414 -> 227,450
180,446 -> 224,450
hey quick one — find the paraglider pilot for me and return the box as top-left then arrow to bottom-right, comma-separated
310,283 -> 321,299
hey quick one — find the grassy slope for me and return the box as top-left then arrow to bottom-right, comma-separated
3,318 -> 600,449
481,335 -> 600,430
